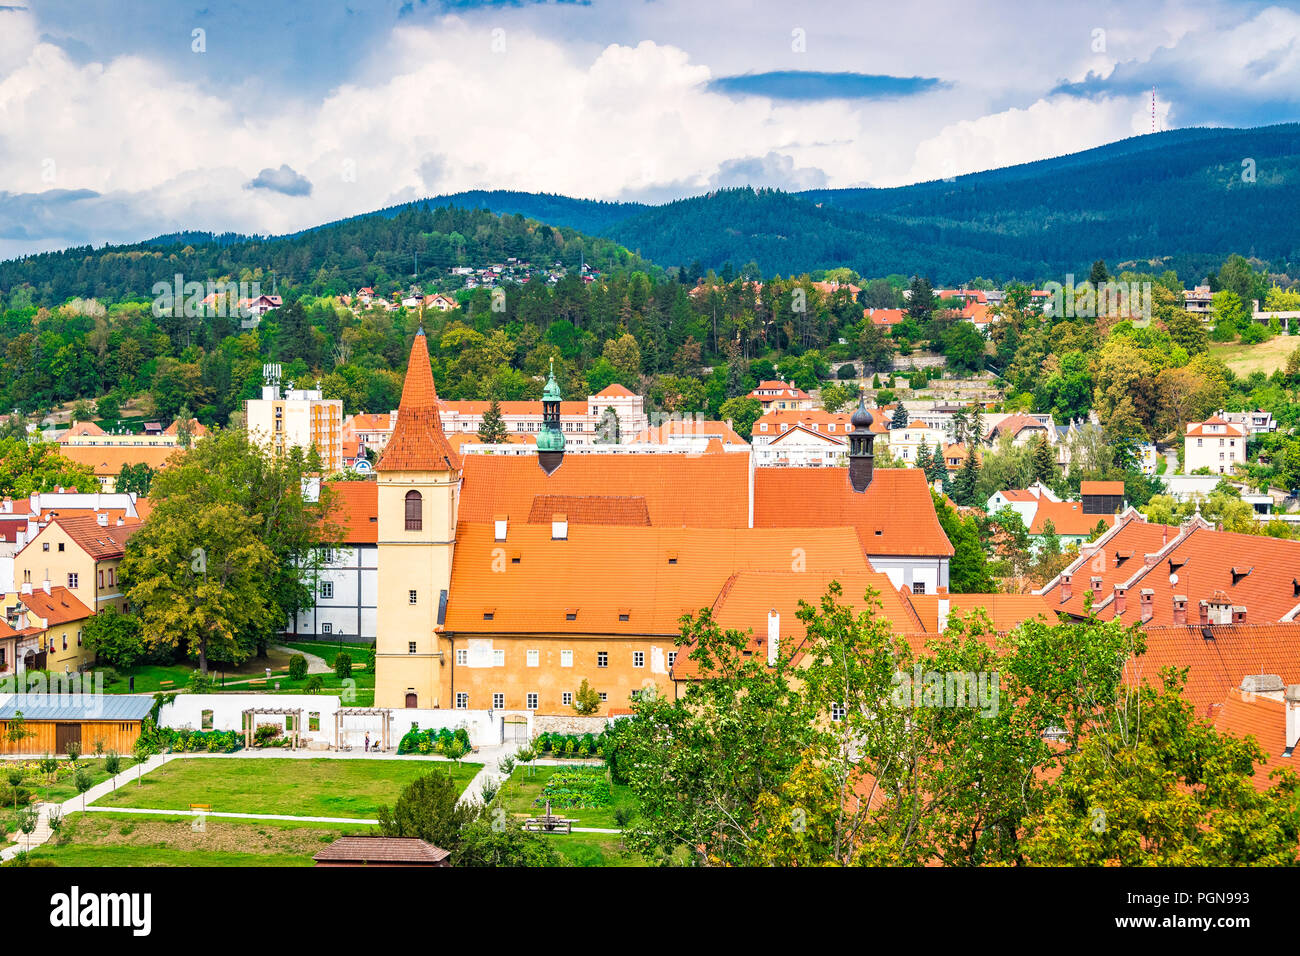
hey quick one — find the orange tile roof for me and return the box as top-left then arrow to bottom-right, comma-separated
445,523 -> 870,635
1080,480 -> 1125,496
1186,421 -> 1245,438
345,413 -> 395,432
322,481 -> 378,544
997,489 -> 1039,502
459,453 -> 751,528
1029,500 -> 1115,536
376,332 -> 461,473
58,444 -> 180,477
134,499 -> 154,521
527,495 -> 651,526
58,421 -> 106,440
15,585 -> 93,625
988,413 -> 1049,440
903,593 -> 1056,633
592,383 -> 636,398
1212,689 -> 1292,790
162,418 -> 207,438
1129,622 -> 1300,717
867,308 -> 906,326
753,468 -> 953,557
672,569 -> 910,679
441,400 -> 589,416
45,515 -> 142,561
0,519 -> 28,544
446,432 -> 536,451
1045,515 -> 1300,627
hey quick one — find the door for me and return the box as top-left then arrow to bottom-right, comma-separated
55,722 -> 81,754
404,693 -> 417,709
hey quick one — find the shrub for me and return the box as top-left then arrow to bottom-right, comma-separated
288,654 -> 308,680
104,751 -> 121,776
480,778 -> 500,804
253,724 -> 283,746
305,674 -> 324,693
64,741 -> 81,762
837,363 -> 857,380
334,652 -> 353,679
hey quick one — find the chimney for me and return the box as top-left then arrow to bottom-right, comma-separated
97,513 -> 108,527
116,517 -> 123,527
936,597 -> 950,633
1139,588 -> 1154,623
767,609 -> 779,666
1232,605 -> 1247,624
1199,600 -> 1209,627
1287,686 -> 1300,753
1113,585 -> 1127,615
551,514 -> 568,541
1241,674 -> 1284,698
1172,595 -> 1187,626
1059,574 -> 1073,603
494,515 -> 508,542
20,582 -> 31,595
42,580 -> 51,595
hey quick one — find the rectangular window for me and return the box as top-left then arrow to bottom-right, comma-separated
831,702 -> 847,721
493,692 -> 504,709
560,650 -> 573,668
57,543 -> 64,552
599,692 -> 607,702
108,568 -> 115,587
493,649 -> 505,667
320,581 -> 334,599
456,692 -> 468,709
322,623 -> 332,634
409,642 -> 417,654
597,651 -> 608,668
201,709 -> 214,730
526,649 -> 539,668
667,651 -> 677,668
912,582 -> 926,594
409,590 -> 417,605
309,712 -> 320,732
562,692 -> 573,706
456,648 -> 468,665
633,651 -> 645,668
68,573 -> 78,589
526,693 -> 538,710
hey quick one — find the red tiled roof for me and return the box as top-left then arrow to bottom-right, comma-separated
58,444 -> 180,477
1029,500 -> 1114,536
459,453 -> 751,529
0,519 -> 28,544
867,308 -> 906,326
322,481 -> 378,544
988,413 -> 1048,440
527,495 -> 651,527
1186,421 -> 1245,438
592,383 -> 636,398
753,468 -> 953,557
43,515 -> 142,561
1212,689 -> 1292,790
16,585 -> 93,626
1130,622 -> 1300,716
313,836 -> 450,864
376,332 -> 461,473
904,593 -> 1055,633
58,421 -> 106,440
445,523 -> 869,635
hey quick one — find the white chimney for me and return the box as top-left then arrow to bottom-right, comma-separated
1287,686 -> 1300,753
20,582 -> 32,595
551,514 -> 568,540
97,513 -> 108,527
767,608 -> 779,666
937,598 -> 950,633
42,580 -> 50,594
494,515 -> 508,542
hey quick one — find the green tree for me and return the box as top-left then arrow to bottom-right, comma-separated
572,678 -> 601,716
933,492 -> 994,592
0,439 -> 97,497
115,462 -> 155,496
718,397 -> 762,441
890,404 -> 909,429
1030,434 -> 1055,484
477,398 -> 508,444
81,607 -> 147,669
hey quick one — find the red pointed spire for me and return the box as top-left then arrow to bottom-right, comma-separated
376,330 -> 461,472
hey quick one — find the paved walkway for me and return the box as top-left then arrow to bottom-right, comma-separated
270,644 -> 331,675
80,805 -> 619,833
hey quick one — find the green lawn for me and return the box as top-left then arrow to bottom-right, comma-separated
497,765 -> 642,866
15,757 -> 139,804
22,811 -> 375,867
92,757 -> 481,819
95,646 -> 298,694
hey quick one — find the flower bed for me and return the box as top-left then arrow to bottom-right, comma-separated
397,726 -> 472,756
534,766 -> 611,811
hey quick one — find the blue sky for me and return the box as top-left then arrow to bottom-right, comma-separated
1,0 -> 1298,257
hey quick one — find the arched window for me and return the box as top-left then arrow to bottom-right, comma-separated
405,490 -> 422,531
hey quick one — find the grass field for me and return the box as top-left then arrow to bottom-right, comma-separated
1209,334 -> 1298,376
498,765 -> 643,866
24,811 -> 374,867
91,758 -> 481,819
96,646 -> 297,694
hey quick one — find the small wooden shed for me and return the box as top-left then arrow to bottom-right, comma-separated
0,693 -> 154,755
313,836 -> 452,867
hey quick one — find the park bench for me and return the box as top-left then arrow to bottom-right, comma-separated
189,803 -> 211,813
522,799 -> 575,834
248,680 -> 267,687
158,680 -> 174,689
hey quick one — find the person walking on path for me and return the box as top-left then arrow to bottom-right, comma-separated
364,732 -> 370,753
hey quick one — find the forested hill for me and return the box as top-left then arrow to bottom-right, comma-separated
3,123 -> 1298,303
0,205 -> 649,306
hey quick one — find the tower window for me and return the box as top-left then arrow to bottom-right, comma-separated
404,490 -> 422,531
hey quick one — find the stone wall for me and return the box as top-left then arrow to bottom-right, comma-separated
533,714 -> 612,737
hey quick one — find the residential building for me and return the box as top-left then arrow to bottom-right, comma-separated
2,584 -> 94,674
627,418 -> 749,453
1028,500 -> 1114,552
1182,285 -> 1213,314
1184,414 -> 1245,475
285,482 -> 378,643
746,381 -> 815,411
245,367 -> 344,473
884,424 -> 948,467
13,515 -> 141,617
57,445 -> 180,492
1219,408 -> 1276,436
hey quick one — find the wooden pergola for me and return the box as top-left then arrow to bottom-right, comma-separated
335,708 -> 393,751
243,707 -> 304,749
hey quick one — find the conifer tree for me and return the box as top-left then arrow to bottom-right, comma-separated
478,398 -> 508,444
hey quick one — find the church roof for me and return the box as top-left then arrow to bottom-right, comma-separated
376,331 -> 461,473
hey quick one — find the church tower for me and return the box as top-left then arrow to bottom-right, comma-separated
848,392 -> 876,493
537,358 -> 565,475
374,329 -> 461,709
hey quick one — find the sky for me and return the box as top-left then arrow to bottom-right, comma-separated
1,0 -> 1299,258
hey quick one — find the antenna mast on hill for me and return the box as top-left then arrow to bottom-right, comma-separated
1151,86 -> 1156,133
